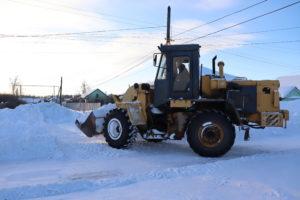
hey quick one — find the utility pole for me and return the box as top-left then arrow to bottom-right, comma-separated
59,77 -> 63,105
166,6 -> 171,45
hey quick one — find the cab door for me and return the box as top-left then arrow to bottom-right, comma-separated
154,54 -> 170,107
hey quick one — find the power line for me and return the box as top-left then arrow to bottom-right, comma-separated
175,26 -> 300,41
91,52 -> 154,87
97,38 -> 300,86
247,45 -> 300,54
83,25 -> 300,41
219,50 -> 300,69
184,1 -> 300,43
203,39 -> 300,47
173,0 -> 268,37
217,26 -> 300,37
5,0 -> 148,26
91,55 -> 152,87
0,26 -> 165,38
203,33 -> 300,55
31,0 -> 161,26
89,39 -> 300,87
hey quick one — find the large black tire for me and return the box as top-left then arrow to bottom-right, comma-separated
103,109 -> 134,148
187,112 -> 235,157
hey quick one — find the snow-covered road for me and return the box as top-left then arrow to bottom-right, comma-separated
0,101 -> 299,200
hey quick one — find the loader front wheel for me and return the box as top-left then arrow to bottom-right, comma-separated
103,109 -> 134,148
187,112 -> 235,157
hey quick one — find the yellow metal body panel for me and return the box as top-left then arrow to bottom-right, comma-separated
210,79 -> 227,90
230,79 -> 288,127
257,81 -> 280,112
122,86 -> 138,102
114,85 -> 151,125
201,76 -> 211,96
112,76 -> 289,128
201,76 -> 226,97
170,100 -> 192,108
118,102 -> 147,125
231,80 -> 280,112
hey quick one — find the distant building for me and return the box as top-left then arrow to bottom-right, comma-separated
82,89 -> 112,104
280,86 -> 300,101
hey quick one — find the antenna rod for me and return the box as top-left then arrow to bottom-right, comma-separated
166,6 -> 171,45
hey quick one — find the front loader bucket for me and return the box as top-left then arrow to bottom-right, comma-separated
75,112 -> 97,137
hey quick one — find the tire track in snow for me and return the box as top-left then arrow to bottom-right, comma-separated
1,149 -> 298,200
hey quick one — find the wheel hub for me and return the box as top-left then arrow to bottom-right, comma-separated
108,118 -> 123,140
199,123 -> 224,147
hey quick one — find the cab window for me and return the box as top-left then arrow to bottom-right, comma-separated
157,54 -> 167,80
173,56 -> 191,91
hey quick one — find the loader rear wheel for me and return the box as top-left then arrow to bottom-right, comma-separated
187,112 -> 235,157
103,109 -> 134,148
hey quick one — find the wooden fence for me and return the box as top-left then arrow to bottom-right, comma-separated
63,102 -> 101,111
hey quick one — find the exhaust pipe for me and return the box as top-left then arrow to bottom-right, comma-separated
212,55 -> 217,76
218,61 -> 225,78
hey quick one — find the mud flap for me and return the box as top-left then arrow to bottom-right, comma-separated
75,112 -> 98,137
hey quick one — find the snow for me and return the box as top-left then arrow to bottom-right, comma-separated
150,105 -> 163,114
278,74 -> 300,98
278,74 -> 300,88
92,103 -> 116,118
0,103 -> 120,162
279,86 -> 295,97
0,101 -> 299,199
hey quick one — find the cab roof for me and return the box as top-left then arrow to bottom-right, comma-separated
159,44 -> 200,52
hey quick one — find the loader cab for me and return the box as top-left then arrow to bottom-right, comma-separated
153,44 -> 200,107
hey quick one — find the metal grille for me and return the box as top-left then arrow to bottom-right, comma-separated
261,112 -> 283,127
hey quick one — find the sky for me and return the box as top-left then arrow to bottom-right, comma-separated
0,0 -> 299,95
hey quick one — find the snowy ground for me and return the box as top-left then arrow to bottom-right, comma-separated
0,101 -> 299,200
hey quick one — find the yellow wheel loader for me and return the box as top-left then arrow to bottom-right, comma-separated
76,7 -> 289,157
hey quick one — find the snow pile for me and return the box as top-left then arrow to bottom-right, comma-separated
0,103 -> 122,162
278,74 -> 300,88
0,103 -> 81,162
93,103 -> 116,118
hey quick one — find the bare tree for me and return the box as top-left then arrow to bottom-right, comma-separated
10,76 -> 21,96
81,81 -> 90,95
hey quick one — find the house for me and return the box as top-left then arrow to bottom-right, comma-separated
82,89 -> 112,104
279,86 -> 300,101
